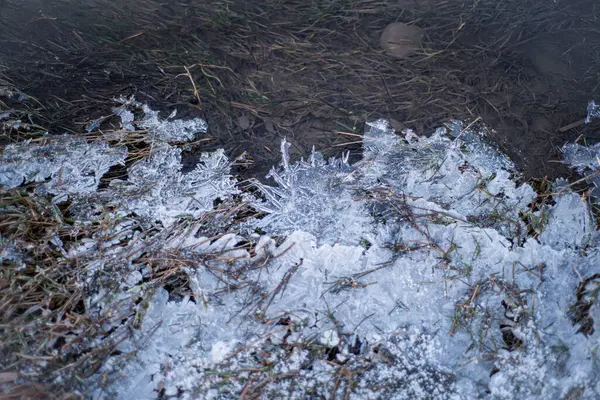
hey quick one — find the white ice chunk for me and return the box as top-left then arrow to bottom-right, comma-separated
585,99 -> 600,123
109,144 -> 238,227
0,135 -> 127,199
538,193 -> 595,249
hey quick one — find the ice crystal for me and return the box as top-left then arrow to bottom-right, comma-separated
138,104 -> 207,142
251,139 -> 368,244
109,144 -> 238,227
253,120 -> 534,244
112,96 -> 207,142
149,117 -> 594,398
0,236 -> 22,264
3,105 -> 599,399
538,192 -> 595,249
563,142 -> 600,172
585,99 -> 600,124
0,135 -> 127,201
98,289 -> 201,400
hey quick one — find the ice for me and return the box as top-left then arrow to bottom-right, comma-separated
566,99 -> 600,197
210,340 -> 238,363
253,120 -> 534,245
113,96 -> 208,142
0,86 -> 29,101
0,103 -> 229,226
3,104 -> 599,399
0,236 -> 22,264
538,192 -> 595,249
113,106 -> 136,131
88,118 -> 599,399
138,104 -> 208,142
97,289 -> 201,399
0,135 -> 127,200
563,142 -> 600,196
250,138 -> 368,245
109,144 -> 238,227
320,329 -> 340,347
563,142 -> 600,172
585,100 -> 600,123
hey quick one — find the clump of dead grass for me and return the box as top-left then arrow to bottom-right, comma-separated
0,189 -> 108,399
0,179 -> 265,397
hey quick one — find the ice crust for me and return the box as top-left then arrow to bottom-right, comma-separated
111,96 -> 208,142
108,144 -> 237,226
92,120 -> 598,399
564,99 -> 600,197
585,100 -> 600,124
0,136 -> 127,201
0,105 -> 233,226
563,142 -> 600,196
2,107 -> 599,399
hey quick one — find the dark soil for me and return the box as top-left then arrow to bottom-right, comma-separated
1,0 -> 600,180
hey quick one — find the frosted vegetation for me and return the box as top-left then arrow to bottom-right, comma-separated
1,101 -> 599,399
562,101 -> 600,198
0,136 -> 127,202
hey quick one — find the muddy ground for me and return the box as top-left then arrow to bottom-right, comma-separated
1,0 -> 599,180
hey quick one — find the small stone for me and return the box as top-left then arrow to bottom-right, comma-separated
380,22 -> 424,59
237,115 -> 251,129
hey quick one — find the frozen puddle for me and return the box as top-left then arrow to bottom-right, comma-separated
1,103 -> 599,399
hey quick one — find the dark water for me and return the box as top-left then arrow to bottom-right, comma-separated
1,0 -> 599,181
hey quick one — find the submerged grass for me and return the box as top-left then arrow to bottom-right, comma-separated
2,0 -> 599,178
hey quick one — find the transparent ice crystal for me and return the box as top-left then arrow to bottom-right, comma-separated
585,100 -> 600,124
251,139 -> 370,244
109,144 -> 238,227
3,107 -> 598,400
0,135 -> 127,201
112,96 -> 208,142
563,142 -> 600,196
253,120 -> 534,243
98,289 -> 201,400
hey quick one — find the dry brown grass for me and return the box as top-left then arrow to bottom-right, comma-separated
0,188 -> 257,396
0,190 -> 117,398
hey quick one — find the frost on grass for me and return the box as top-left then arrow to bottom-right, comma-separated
3,108 -> 600,399
563,99 -> 600,196
111,96 -> 208,142
0,135 -> 127,201
98,288 -> 201,400
0,236 -> 23,264
167,329 -> 457,400
1,102 -> 230,228
83,118 -> 600,400
253,120 -> 534,244
109,144 -> 238,226
537,192 -> 596,249
103,103 -> 236,227
250,139 -> 368,244
137,104 -> 207,142
563,142 -> 600,196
